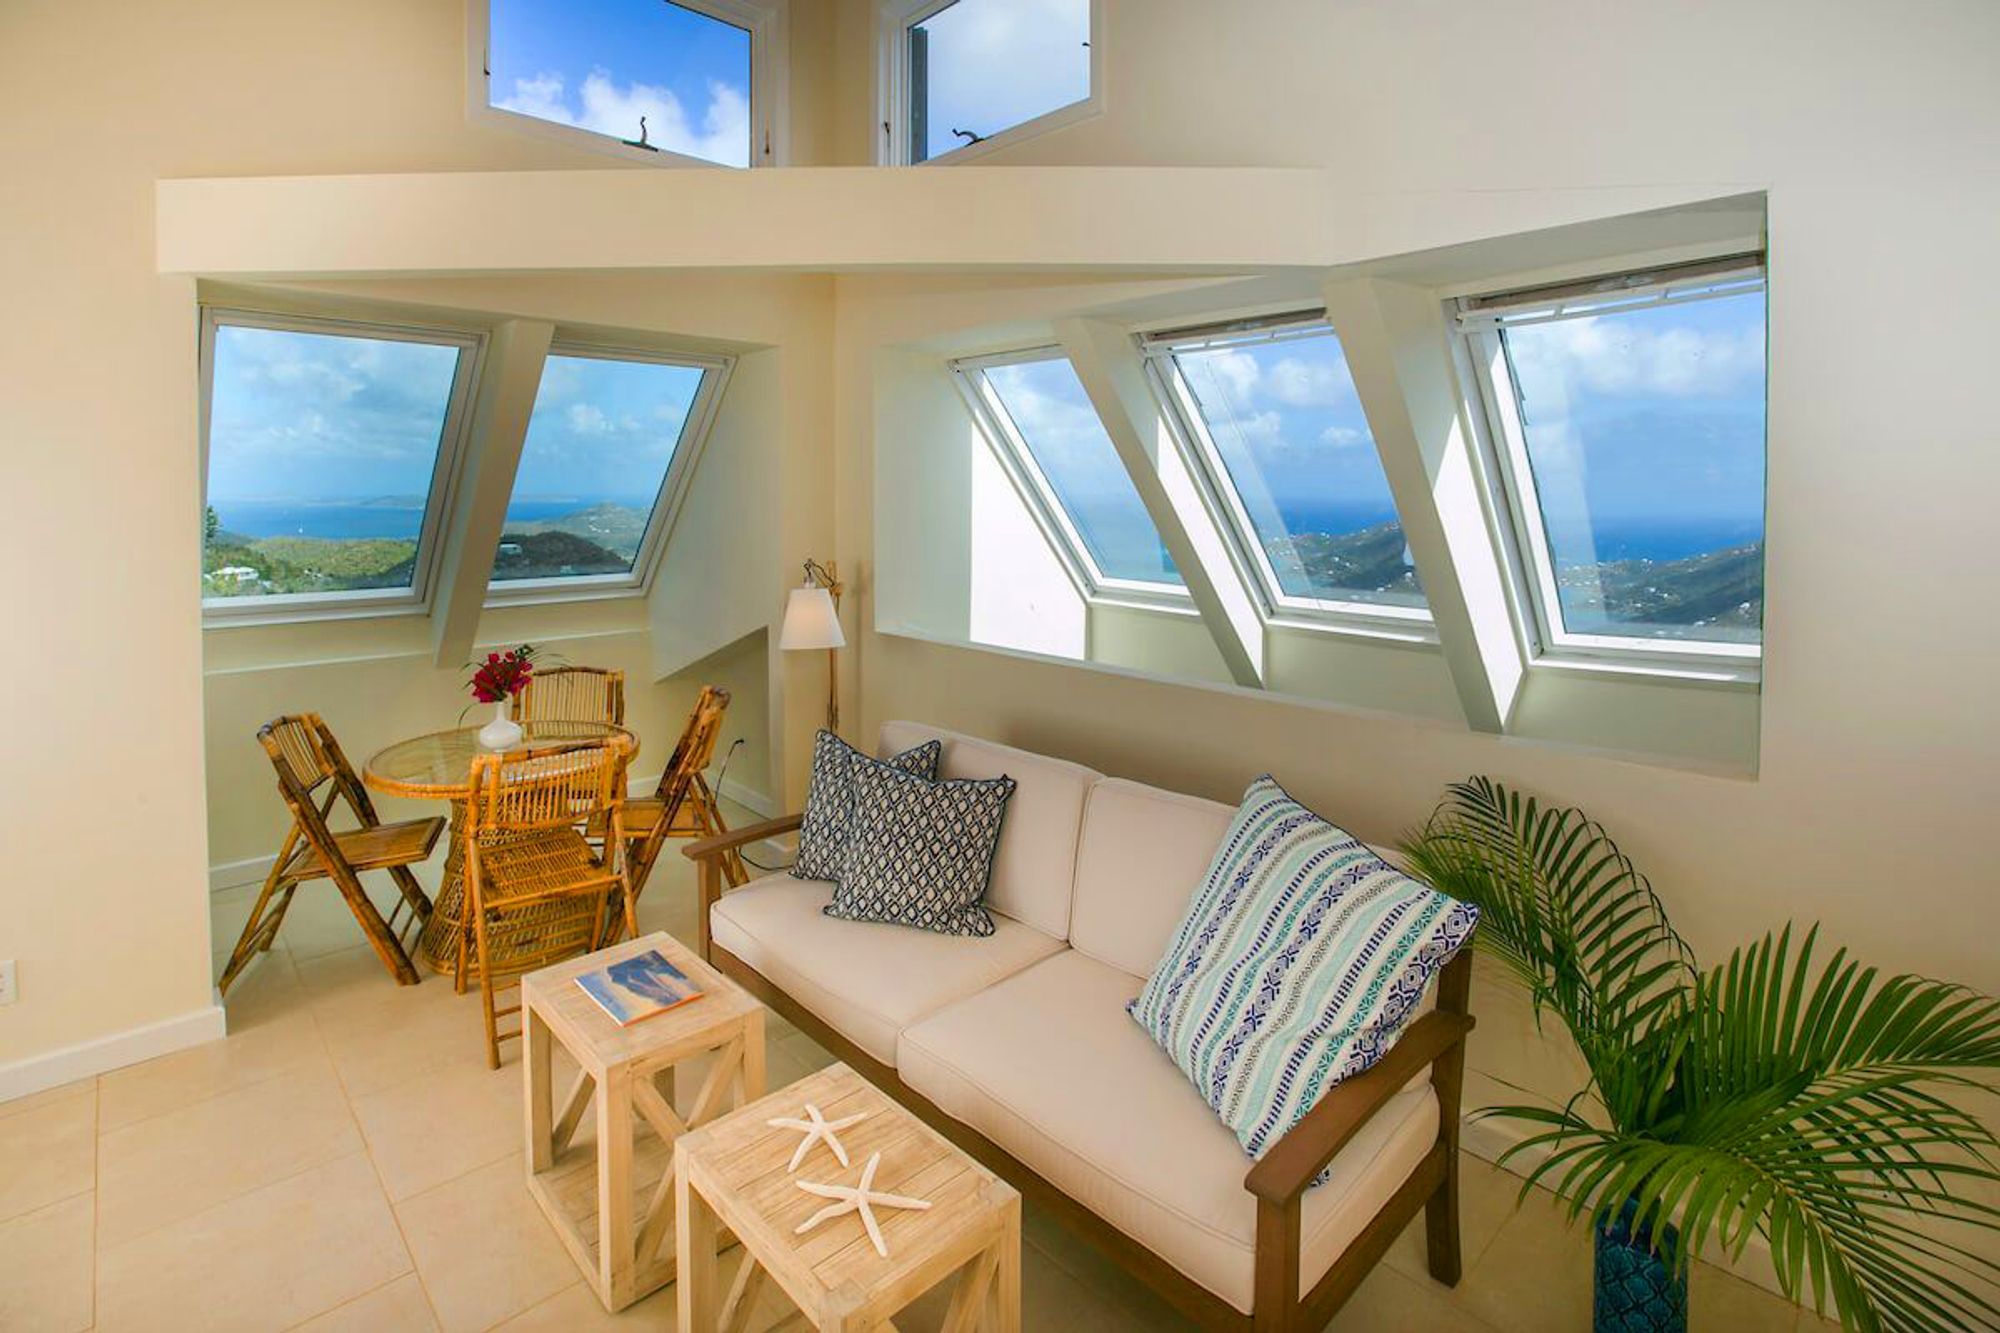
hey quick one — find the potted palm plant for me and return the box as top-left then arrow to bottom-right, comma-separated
1403,777 -> 2000,1333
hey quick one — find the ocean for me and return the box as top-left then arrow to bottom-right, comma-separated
211,498 -> 627,541
215,497 -> 1762,567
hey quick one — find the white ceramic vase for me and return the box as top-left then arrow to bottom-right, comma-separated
477,698 -> 524,751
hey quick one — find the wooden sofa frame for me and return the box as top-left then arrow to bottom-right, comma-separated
685,815 -> 1475,1333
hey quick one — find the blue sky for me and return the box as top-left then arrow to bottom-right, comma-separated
1505,287 -> 1768,564
508,354 -> 704,510
206,325 -> 459,508
206,326 -> 703,535
489,0 -> 751,167
914,0 -> 1090,160
1173,332 -> 1400,528
983,357 -> 1179,585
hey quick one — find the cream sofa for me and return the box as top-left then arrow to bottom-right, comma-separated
685,722 -> 1474,1333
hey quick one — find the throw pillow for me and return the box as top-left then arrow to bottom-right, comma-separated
1129,775 -> 1479,1163
791,731 -> 942,882
825,758 -> 1016,937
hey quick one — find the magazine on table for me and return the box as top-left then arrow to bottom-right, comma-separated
575,949 -> 703,1026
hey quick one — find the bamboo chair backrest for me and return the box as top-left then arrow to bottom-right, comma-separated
651,686 -> 730,814
626,688 -> 731,891
257,713 -> 383,832
516,666 -> 625,727
465,737 -> 633,842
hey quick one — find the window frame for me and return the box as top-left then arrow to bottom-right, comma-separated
198,307 -> 485,627
482,342 -> 736,607
1451,254 -> 1768,677
470,0 -> 789,170
877,0 -> 1102,167
949,346 -> 1189,609
1140,311 -> 1436,638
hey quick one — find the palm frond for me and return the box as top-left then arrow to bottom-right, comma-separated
1410,776 -> 2000,1333
1481,932 -> 2000,1333
1403,777 -> 1698,1127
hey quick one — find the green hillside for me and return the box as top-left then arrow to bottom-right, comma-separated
1269,521 -> 1422,601
1277,522 -> 1762,641
491,529 -> 631,581
505,503 -> 651,560
202,533 -> 416,596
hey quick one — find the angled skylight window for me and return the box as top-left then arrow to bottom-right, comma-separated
200,311 -> 479,621
1146,315 -> 1427,623
1458,258 -> 1767,660
891,0 -> 1094,163
485,0 -> 773,167
956,351 -> 1182,593
489,347 -> 731,595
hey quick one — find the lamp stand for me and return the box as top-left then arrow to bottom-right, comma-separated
806,558 -> 844,735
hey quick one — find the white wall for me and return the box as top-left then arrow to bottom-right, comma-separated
0,0 -> 836,1082
830,3 -> 2000,1021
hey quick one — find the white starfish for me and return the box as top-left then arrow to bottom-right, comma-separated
793,1152 -> 933,1258
766,1101 -> 868,1173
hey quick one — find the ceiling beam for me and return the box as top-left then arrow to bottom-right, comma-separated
1058,317 -> 1265,688
430,319 -> 554,668
155,168 -> 1751,279
1323,277 -> 1523,732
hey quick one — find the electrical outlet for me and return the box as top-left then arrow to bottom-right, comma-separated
0,960 -> 15,1006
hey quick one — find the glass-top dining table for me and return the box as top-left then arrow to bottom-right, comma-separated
363,720 -> 638,977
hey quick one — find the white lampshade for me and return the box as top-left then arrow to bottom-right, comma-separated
779,585 -> 846,651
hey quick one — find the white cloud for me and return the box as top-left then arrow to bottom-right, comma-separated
1518,315 -> 1765,400
566,403 -> 610,434
497,70 -> 750,168
1264,354 -> 1355,408
1234,410 -> 1285,442
1194,349 -> 1260,400
1319,425 -> 1367,450
920,0 -> 1091,146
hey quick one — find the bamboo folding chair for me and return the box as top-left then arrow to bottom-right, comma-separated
515,665 -> 625,727
622,686 -> 745,902
461,736 -> 636,1069
219,714 -> 441,995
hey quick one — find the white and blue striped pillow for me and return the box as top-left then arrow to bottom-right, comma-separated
1128,775 -> 1478,1164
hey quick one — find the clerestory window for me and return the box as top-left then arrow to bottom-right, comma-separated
199,310 -> 482,622
1455,257 -> 1768,667
953,349 -> 1184,598
1144,314 -> 1429,628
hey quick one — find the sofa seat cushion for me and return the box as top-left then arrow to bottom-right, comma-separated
709,874 -> 1064,1066
897,950 -> 1440,1313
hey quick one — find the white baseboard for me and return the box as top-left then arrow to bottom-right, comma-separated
718,777 -> 776,818
0,1002 -> 227,1105
210,853 -> 275,893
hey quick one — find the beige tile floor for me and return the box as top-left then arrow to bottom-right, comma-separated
0,838 -> 1836,1332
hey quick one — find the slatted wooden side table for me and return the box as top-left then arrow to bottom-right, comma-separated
520,931 -> 766,1312
675,1062 -> 1021,1333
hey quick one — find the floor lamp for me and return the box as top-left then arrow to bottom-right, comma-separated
781,558 -> 845,734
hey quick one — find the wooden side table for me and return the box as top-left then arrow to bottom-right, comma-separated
675,1062 -> 1021,1333
520,931 -> 766,1312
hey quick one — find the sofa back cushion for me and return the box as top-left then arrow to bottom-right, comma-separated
1069,778 -> 1238,978
878,721 -> 1101,941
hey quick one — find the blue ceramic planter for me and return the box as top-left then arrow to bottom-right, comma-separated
1594,1198 -> 1689,1333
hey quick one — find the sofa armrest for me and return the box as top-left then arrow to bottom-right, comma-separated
682,813 -> 802,961
680,812 -> 804,864
1242,1009 -> 1475,1207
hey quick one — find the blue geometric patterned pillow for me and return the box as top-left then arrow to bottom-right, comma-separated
1128,775 -> 1479,1164
791,730 -> 942,882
